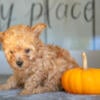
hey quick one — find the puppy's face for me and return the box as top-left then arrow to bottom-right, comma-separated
0,23 -> 46,71
3,32 -> 36,71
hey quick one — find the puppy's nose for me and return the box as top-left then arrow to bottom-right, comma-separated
16,61 -> 23,67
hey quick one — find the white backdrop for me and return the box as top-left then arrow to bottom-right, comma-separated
0,0 -> 96,50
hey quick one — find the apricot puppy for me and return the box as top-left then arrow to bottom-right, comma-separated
0,23 -> 78,95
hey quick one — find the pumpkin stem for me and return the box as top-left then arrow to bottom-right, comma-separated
82,52 -> 88,69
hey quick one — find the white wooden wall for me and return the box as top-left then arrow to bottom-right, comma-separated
0,0 -> 100,74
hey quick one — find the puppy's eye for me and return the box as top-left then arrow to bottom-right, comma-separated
25,48 -> 30,53
10,50 -> 13,54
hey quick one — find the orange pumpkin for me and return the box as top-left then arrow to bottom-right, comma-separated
61,52 -> 100,94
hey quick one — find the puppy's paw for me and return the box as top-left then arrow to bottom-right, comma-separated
20,89 -> 32,96
32,89 -> 41,94
0,84 -> 6,90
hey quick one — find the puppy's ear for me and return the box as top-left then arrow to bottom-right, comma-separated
0,32 -> 4,43
31,23 -> 46,37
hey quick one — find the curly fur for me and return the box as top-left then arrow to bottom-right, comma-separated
0,23 -> 78,95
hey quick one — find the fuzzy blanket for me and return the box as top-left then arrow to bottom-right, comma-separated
0,90 -> 100,100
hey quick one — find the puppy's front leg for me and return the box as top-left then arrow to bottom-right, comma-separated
0,76 -> 18,90
20,71 -> 47,95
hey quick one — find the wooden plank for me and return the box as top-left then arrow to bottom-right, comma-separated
95,0 -> 100,49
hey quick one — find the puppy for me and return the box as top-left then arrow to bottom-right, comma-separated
0,23 -> 78,95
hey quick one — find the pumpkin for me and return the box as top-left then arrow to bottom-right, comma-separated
61,52 -> 100,94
